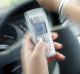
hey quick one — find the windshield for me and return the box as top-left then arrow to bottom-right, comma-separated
0,0 -> 26,10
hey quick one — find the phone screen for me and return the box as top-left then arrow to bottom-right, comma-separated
30,17 -> 47,35
34,22 -> 47,35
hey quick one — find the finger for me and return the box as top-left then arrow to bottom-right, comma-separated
48,52 -> 65,62
54,42 -> 63,50
52,32 -> 59,40
22,33 -> 33,53
32,40 -> 49,58
54,52 -> 65,61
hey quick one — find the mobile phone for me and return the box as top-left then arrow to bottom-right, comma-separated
24,8 -> 56,57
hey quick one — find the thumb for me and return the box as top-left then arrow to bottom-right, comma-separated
32,40 -> 49,58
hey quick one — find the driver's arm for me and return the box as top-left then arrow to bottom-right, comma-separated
37,0 -> 80,23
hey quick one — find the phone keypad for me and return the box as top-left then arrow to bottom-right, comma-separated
43,35 -> 54,53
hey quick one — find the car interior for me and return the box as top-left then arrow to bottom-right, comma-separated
0,0 -> 80,74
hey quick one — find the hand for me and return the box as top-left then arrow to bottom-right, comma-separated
37,0 -> 79,12
21,32 -> 65,74
37,0 -> 61,12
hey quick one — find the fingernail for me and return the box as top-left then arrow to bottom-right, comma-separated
61,54 -> 66,60
58,44 -> 63,49
60,44 -> 63,48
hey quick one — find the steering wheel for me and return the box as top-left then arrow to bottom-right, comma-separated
0,1 -> 80,74
0,1 -> 60,74
0,0 -> 34,66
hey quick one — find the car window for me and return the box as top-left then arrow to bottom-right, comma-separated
0,0 -> 27,10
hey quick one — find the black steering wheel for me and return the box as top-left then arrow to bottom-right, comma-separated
0,1 -> 60,74
0,0 -> 38,67
0,1 -> 80,74
0,1 -> 61,74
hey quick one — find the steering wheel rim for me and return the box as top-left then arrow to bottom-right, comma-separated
0,0 -> 36,27
0,0 -> 36,67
